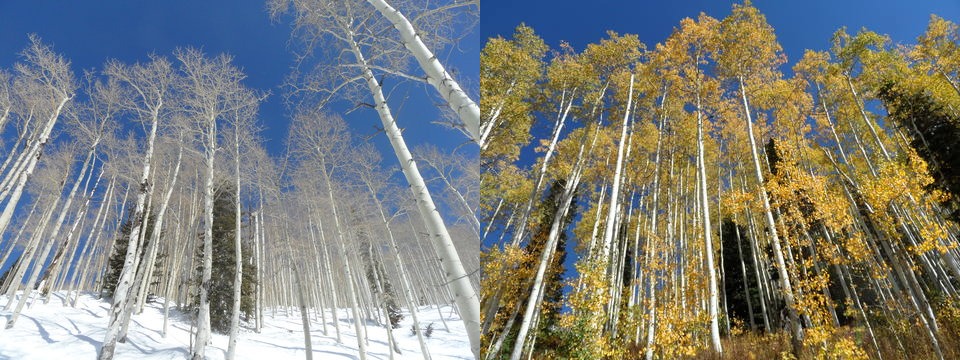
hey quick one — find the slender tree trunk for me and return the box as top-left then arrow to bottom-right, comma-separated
98,94 -> 160,358
738,76 -> 803,353
227,131 -> 244,360
509,166 -> 583,360
294,266 -> 313,360
0,95 -> 69,237
349,36 -> 480,358
192,115 -> 217,360
363,0 -> 480,141
4,157 -> 74,328
318,158 -> 367,360
695,88 -> 722,353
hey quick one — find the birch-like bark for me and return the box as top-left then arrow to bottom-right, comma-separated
254,203 -> 263,333
695,87 -> 722,353
227,129 -> 244,360
51,161 -> 104,302
600,75 -> 633,262
318,156 -> 367,360
294,268 -> 314,360
4,163 -> 71,327
98,97 -> 160,359
364,0 -> 480,142
508,140 -> 586,360
0,95 -> 70,237
40,147 -> 98,302
364,182 -> 429,358
738,75 -> 803,351
349,35 -> 480,358
136,141 -> 184,314
192,114 -> 216,360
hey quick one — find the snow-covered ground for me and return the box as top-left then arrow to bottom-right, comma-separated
0,291 -> 470,359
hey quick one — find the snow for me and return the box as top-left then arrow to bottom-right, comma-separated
0,291 -> 471,359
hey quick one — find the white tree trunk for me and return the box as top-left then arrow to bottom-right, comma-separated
192,117 -> 217,360
136,142 -> 184,314
695,90 -> 722,353
364,0 -> 480,142
254,203 -> 264,334
349,37 -> 480,357
319,160 -> 367,360
313,211 -> 342,343
365,184 -> 427,358
600,75 -> 633,262
508,149 -> 584,360
294,269 -> 314,360
6,146 -> 89,327
738,76 -> 803,349
0,95 -> 69,236
2,198 -> 60,314
42,148 -> 99,300
227,132 -> 244,360
98,88 -> 161,357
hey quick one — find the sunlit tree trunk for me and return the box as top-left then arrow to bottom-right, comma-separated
348,35 -> 480,358
738,76 -> 803,351
363,0 -> 480,141
695,85 -> 722,353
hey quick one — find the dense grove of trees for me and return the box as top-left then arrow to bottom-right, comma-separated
481,2 -> 960,359
0,1 -> 479,360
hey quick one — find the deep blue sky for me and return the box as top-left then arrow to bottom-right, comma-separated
0,0 -> 480,158
480,0 -> 959,298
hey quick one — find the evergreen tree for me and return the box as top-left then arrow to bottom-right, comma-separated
878,81 -> 960,222
0,255 -> 22,290
532,179 -> 577,351
193,184 -> 257,334
354,208 -> 403,329
102,209 -> 158,298
720,218 -> 765,331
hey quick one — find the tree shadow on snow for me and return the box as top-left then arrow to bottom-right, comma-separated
123,338 -> 190,357
23,315 -> 54,344
73,334 -> 101,351
80,307 -> 103,318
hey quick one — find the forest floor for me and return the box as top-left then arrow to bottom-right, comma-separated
0,291 -> 470,359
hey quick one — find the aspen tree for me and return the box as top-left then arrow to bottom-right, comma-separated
176,48 -> 257,360
271,0 -> 481,354
0,36 -> 74,239
98,55 -> 175,360
716,2 -> 805,353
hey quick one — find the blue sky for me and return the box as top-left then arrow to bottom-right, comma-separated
0,0 -> 480,158
480,0 -> 959,299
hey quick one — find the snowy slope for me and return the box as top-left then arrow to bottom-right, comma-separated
0,291 -> 471,359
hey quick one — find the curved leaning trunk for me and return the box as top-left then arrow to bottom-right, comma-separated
72,176 -> 118,307
7,132 -> 91,329
364,0 -> 480,143
41,148 -> 101,302
348,36 -> 481,358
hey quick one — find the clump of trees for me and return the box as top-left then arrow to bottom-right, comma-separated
0,1 -> 478,360
481,3 -> 960,359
